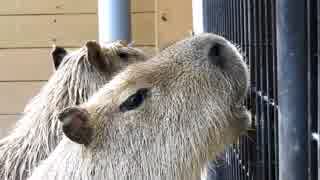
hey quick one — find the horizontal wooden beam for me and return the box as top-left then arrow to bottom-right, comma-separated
0,82 -> 45,114
0,115 -> 20,138
0,14 -> 98,48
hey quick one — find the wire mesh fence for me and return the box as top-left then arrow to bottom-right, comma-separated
199,0 -> 319,179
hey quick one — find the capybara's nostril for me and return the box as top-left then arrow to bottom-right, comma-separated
208,42 -> 224,67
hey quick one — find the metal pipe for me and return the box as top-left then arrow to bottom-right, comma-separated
98,0 -> 131,43
276,0 -> 308,180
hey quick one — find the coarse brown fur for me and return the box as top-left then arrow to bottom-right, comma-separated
28,33 -> 250,180
0,41 -> 147,180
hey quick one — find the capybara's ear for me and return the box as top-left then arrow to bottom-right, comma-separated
207,42 -> 224,67
85,41 -> 107,71
51,45 -> 67,70
58,107 -> 93,145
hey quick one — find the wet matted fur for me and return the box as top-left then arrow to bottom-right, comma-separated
0,41 -> 147,180
28,33 -> 250,180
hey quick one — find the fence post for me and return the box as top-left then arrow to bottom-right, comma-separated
98,0 -> 131,43
276,0 -> 308,180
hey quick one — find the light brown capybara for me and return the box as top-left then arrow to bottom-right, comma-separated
28,33 -> 250,180
0,41 -> 147,180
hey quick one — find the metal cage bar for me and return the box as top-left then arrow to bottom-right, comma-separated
199,0 -> 319,180
276,0 -> 309,180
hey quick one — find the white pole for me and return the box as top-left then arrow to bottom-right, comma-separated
192,0 -> 204,34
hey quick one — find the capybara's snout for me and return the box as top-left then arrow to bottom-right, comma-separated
58,107 -> 92,145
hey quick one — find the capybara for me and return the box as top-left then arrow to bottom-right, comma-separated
28,33 -> 250,180
0,41 -> 147,180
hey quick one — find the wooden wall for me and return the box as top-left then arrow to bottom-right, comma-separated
155,0 -> 193,49
0,0 -> 192,137
0,0 -> 95,137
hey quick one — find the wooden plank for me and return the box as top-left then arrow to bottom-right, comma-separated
0,0 -> 154,15
131,0 -> 155,12
0,48 -> 54,81
0,0 -> 97,15
0,82 -> 45,114
0,46 -> 154,81
155,0 -> 193,49
0,115 -> 19,138
132,13 -> 155,46
0,14 -> 98,48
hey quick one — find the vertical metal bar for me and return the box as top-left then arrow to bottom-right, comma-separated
239,0 -> 242,50
98,0 -> 131,43
243,1 -> 249,179
217,0 -> 220,35
222,0 -> 225,35
211,0 -> 214,33
227,0 -> 231,40
221,0 -> 224,35
232,145 -> 235,178
239,2 -> 245,180
227,148 -> 231,180
244,2 -> 251,179
241,0 -> 245,53
212,0 -> 214,33
247,0 -> 251,176
235,145 -> 240,180
244,137 -> 249,180
248,1 -> 257,179
318,1 -> 320,180
234,1 -> 240,179
228,0 -> 233,170
265,0 -> 276,179
276,0 -> 308,180
253,0 -> 263,178
240,139 -> 244,180
223,0 -> 226,37
204,0 -> 209,33
265,1 -> 276,179
239,0 -> 242,46
235,0 -> 239,44
225,0 -> 228,37
215,0 -> 218,34
216,0 -> 219,34
306,0 -> 318,180
318,0 -> 320,179
229,150 -> 232,180
202,0 -> 207,32
270,0 -> 279,179
208,0 -> 211,34
260,0 -> 269,179
231,146 -> 235,179
243,0 -> 248,60
230,0 -> 234,42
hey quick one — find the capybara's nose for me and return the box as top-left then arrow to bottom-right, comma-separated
58,107 -> 92,145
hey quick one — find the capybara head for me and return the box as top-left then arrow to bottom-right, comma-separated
48,40 -> 148,107
0,41 -> 147,180
29,33 -> 250,180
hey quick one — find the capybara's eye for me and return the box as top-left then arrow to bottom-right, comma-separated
118,52 -> 129,59
119,88 -> 149,112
